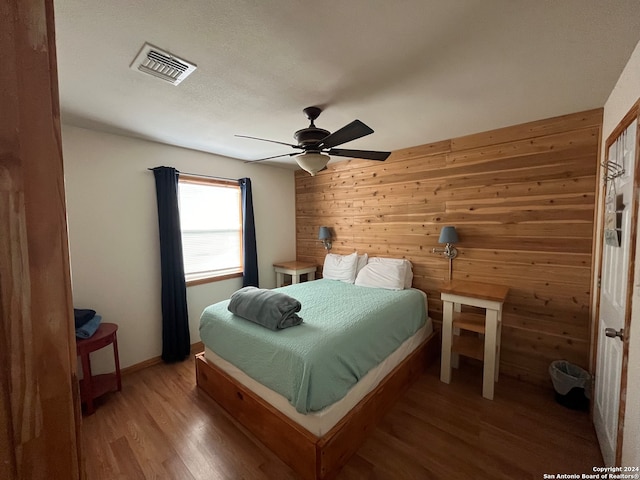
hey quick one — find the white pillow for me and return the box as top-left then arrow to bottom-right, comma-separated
322,252 -> 358,283
404,260 -> 413,288
356,253 -> 368,275
354,262 -> 406,290
367,257 -> 413,288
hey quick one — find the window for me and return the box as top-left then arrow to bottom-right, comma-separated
177,175 -> 243,285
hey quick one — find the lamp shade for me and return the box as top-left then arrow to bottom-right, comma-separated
296,152 -> 330,176
318,226 -> 332,240
438,226 -> 459,244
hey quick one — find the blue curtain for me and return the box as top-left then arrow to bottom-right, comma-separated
239,177 -> 259,287
152,166 -> 191,362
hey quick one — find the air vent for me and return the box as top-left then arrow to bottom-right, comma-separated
130,43 -> 196,85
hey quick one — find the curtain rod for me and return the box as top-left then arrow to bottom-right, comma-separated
147,167 -> 239,183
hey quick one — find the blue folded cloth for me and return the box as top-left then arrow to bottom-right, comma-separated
228,287 -> 303,330
74,308 -> 96,328
76,314 -> 102,339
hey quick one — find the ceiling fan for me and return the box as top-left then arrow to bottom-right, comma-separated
236,107 -> 391,176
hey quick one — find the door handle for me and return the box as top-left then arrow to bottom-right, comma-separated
605,327 -> 625,341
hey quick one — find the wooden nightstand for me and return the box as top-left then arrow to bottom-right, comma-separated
273,261 -> 317,287
439,280 -> 509,400
76,322 -> 122,414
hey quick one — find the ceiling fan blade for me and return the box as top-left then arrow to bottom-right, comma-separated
243,152 -> 299,163
315,120 -> 373,149
236,135 -> 301,149
327,148 -> 391,161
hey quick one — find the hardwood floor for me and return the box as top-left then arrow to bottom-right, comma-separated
82,355 -> 602,479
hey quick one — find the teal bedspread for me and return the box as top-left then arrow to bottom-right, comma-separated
199,279 -> 426,414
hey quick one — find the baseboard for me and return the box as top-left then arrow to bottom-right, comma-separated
121,341 -> 205,376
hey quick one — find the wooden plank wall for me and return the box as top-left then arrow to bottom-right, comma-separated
295,109 -> 602,386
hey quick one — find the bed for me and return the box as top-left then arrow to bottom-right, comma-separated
195,278 -> 439,480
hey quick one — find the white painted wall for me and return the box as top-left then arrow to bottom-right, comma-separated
62,126 -> 296,372
601,39 -> 640,466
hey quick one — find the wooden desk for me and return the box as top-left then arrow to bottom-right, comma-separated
440,280 -> 509,400
76,322 -> 122,414
273,261 -> 317,287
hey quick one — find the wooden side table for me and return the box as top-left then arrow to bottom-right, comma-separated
76,322 -> 122,414
439,280 -> 509,400
273,261 -> 317,287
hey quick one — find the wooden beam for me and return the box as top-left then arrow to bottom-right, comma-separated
0,1 -> 83,478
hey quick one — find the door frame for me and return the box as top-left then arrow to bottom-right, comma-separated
591,99 -> 640,465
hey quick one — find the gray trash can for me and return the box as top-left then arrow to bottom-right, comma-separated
549,360 -> 591,411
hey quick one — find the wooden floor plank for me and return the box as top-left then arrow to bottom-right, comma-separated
162,454 -> 197,480
82,354 -> 602,479
108,436 -> 147,479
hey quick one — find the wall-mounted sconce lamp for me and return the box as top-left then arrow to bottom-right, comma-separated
432,226 -> 459,281
318,226 -> 332,252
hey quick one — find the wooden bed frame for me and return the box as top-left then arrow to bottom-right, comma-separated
195,330 -> 439,480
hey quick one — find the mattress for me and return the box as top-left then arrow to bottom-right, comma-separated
200,279 -> 428,414
204,319 -> 432,437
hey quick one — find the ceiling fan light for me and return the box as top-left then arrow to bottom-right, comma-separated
296,152 -> 330,176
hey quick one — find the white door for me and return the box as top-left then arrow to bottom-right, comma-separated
594,120 -> 636,466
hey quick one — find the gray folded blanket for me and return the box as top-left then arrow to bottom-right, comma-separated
228,287 -> 303,330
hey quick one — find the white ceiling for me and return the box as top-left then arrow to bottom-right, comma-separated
54,0 -> 640,170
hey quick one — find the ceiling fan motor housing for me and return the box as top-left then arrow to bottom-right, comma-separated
294,127 -> 330,147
